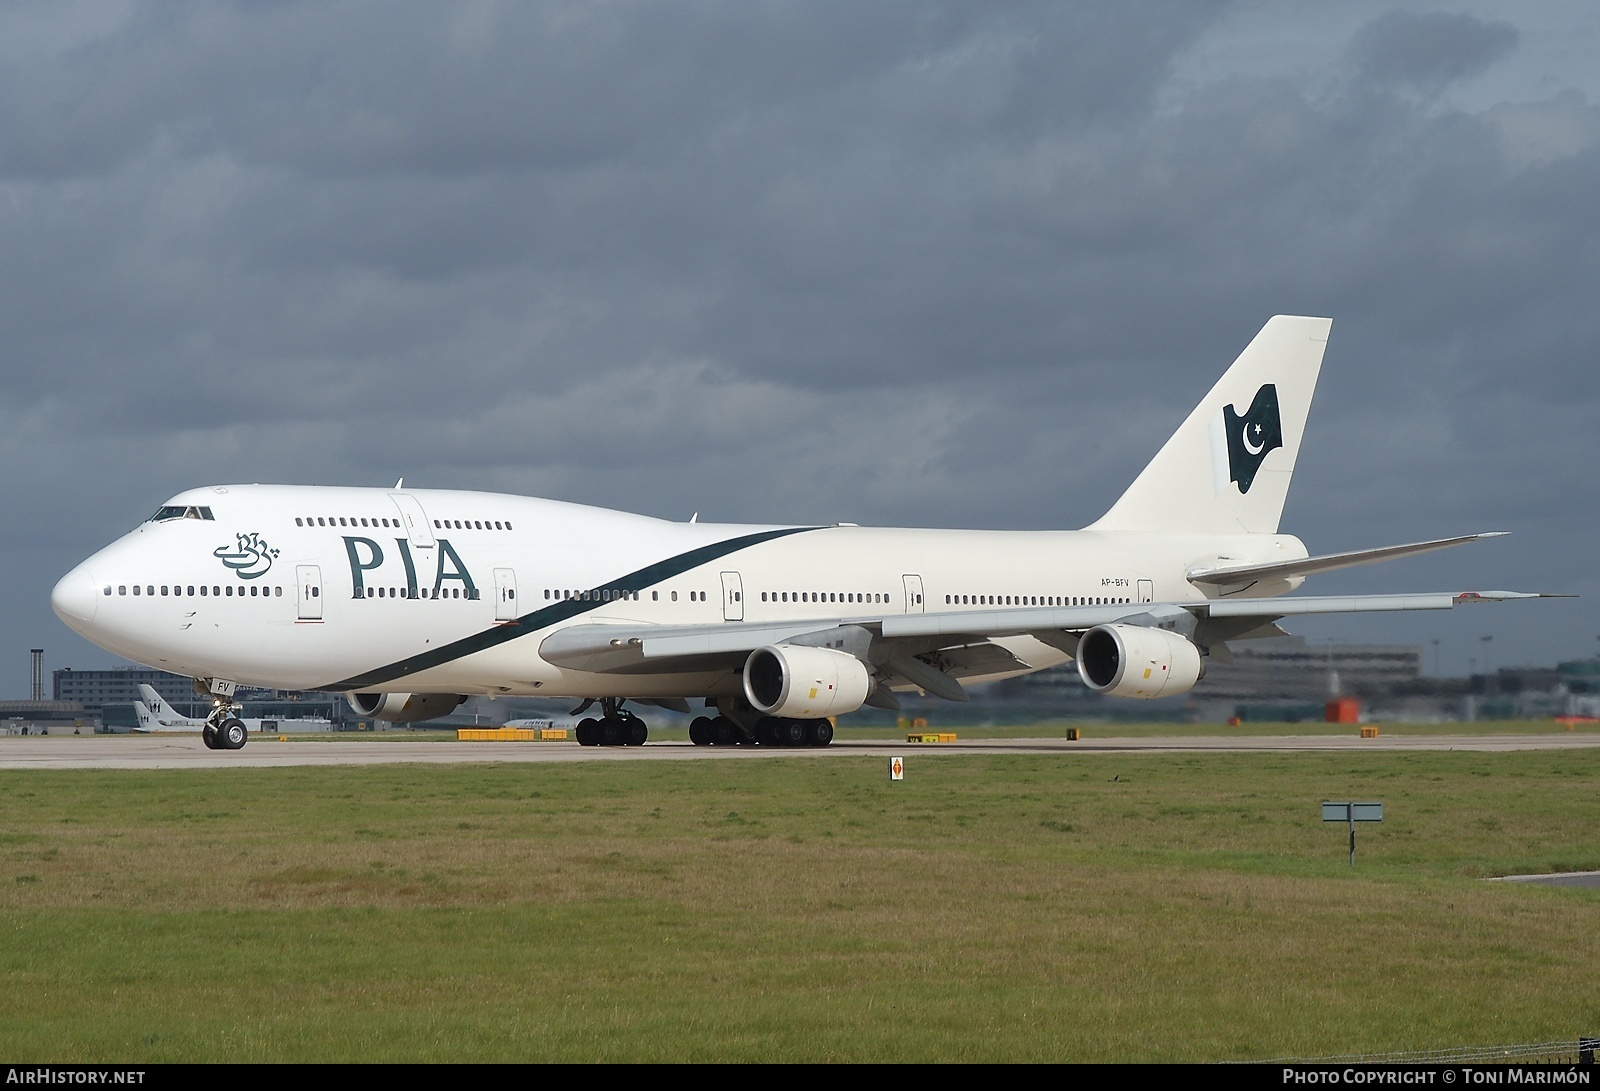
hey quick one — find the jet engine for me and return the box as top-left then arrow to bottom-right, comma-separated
1075,624 -> 1204,699
743,644 -> 872,719
346,692 -> 468,723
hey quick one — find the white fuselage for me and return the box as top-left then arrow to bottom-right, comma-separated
52,484 -> 1305,698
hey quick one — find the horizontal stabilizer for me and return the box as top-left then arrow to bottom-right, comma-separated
1187,533 -> 1507,587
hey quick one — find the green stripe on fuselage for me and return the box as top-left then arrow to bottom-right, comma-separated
325,526 -> 817,691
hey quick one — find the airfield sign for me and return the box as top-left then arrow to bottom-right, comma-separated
1322,800 -> 1383,866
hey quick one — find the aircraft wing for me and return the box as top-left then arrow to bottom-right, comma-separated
539,589 -> 1558,698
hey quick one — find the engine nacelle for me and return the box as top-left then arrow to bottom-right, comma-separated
743,644 -> 872,719
1076,624 -> 1204,699
345,692 -> 468,723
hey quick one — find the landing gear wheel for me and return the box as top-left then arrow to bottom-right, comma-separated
577,718 -> 600,746
711,717 -> 736,746
778,719 -> 807,747
689,717 -> 713,746
757,719 -> 780,747
626,719 -> 648,746
600,718 -> 622,746
806,719 -> 834,747
202,723 -> 220,750
219,718 -> 248,750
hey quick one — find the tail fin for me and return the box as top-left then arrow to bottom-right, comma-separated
137,684 -> 182,721
1088,315 -> 1331,535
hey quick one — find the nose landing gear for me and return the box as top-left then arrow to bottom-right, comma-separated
201,696 -> 248,750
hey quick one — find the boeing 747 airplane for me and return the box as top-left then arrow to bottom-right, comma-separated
52,317 -> 1556,750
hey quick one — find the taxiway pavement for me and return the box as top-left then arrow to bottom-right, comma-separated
1,732 -> 1598,770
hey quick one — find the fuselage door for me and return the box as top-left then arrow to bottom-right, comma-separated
723,569 -> 745,620
1138,579 -> 1154,603
296,565 -> 323,622
388,493 -> 436,549
720,571 -> 744,622
902,574 -> 925,614
494,568 -> 518,622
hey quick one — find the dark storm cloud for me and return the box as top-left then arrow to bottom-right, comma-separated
1347,10 -> 1519,96
3,1 -> 1598,678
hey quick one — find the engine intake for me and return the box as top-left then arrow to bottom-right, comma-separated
346,692 -> 468,723
1076,624 -> 1204,699
743,644 -> 872,719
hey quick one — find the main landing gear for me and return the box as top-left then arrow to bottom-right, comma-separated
688,715 -> 834,748
574,698 -> 649,747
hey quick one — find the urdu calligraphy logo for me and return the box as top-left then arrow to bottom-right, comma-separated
214,532 -> 279,579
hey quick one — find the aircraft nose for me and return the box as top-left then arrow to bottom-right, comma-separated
51,564 -> 100,628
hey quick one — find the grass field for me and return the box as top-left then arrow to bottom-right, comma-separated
2,742 -> 1597,1061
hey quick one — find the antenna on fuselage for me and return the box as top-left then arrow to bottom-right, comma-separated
395,478 -> 404,489
690,512 -> 698,523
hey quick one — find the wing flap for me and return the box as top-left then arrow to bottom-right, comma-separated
1201,589 -> 1547,619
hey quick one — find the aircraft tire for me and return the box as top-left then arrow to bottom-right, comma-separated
778,719 -> 807,747
577,718 -> 599,746
600,717 -> 622,746
626,719 -> 647,746
756,718 -> 780,746
220,718 -> 248,750
711,717 -> 735,746
689,717 -> 710,745
202,723 -> 219,750
806,719 -> 834,747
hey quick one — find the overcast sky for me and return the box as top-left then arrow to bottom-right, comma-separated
6,0 -> 1598,689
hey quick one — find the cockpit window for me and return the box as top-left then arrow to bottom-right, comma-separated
147,505 -> 216,523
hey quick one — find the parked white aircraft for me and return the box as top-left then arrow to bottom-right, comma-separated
52,316 -> 1557,751
130,684 -> 330,742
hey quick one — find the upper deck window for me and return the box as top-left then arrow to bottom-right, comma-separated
146,505 -> 214,523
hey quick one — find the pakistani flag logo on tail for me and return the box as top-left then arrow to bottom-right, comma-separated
1223,384 -> 1283,494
